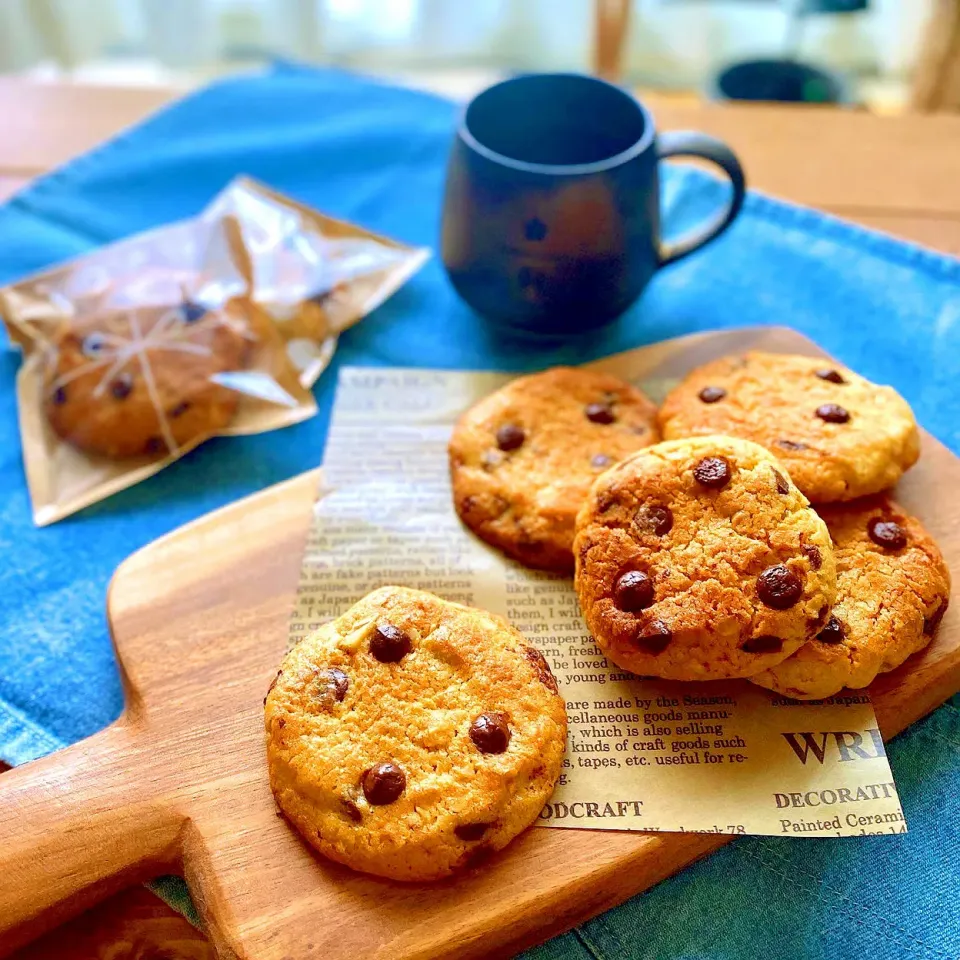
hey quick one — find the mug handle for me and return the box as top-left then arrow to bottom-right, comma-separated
656,130 -> 747,266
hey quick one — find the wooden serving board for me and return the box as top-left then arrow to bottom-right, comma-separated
1,327 -> 959,960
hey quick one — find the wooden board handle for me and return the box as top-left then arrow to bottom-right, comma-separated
179,798 -> 324,960
0,722 -> 183,956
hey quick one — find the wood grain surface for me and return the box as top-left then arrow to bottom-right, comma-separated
11,887 -> 212,960
0,327 -> 958,960
911,0 -> 960,112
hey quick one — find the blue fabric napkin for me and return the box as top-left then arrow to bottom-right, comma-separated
1,65 -> 958,959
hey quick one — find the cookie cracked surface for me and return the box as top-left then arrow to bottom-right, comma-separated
657,352 -> 920,503
265,586 -> 567,881
450,366 -> 659,571
574,436 -> 837,681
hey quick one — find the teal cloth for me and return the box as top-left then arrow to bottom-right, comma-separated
0,66 -> 958,957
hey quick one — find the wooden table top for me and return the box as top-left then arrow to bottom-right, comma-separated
2,78 -> 960,255
2,76 -> 959,959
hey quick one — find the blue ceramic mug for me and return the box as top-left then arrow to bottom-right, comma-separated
441,73 -> 746,332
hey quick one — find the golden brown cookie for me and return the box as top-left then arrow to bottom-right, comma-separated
296,283 -> 350,340
574,436 -> 837,681
44,299 -> 250,459
265,586 -> 567,882
657,352 -> 920,503
750,497 -> 950,700
449,367 -> 659,572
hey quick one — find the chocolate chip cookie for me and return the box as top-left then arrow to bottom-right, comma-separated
449,367 -> 659,572
751,497 -> 950,700
657,352 -> 920,503
44,299 -> 250,458
574,436 -> 837,680
265,586 -> 567,881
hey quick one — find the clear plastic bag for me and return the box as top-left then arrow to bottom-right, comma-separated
1,177 -> 428,524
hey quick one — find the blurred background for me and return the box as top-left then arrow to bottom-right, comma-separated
0,0 -> 955,113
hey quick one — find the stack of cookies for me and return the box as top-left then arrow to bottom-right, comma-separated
266,351 -> 950,883
449,354 -> 950,700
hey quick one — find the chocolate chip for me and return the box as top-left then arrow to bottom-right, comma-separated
816,403 -> 850,424
776,439 -> 808,452
817,616 -> 846,644
81,332 -> 107,357
757,564 -> 803,610
277,718 -> 285,729
523,646 -> 559,694
169,400 -> 190,418
469,712 -> 511,754
585,403 -> 616,424
317,667 -> 349,704
341,798 -> 363,823
181,301 -> 206,324
110,373 -> 133,400
614,570 -> 654,612
361,763 -> 406,805
52,385 -> 67,405
635,620 -> 672,654
815,368 -> 846,384
144,436 -> 165,455
591,454 -> 613,469
455,822 -> 493,841
698,386 -> 727,403
741,635 -> 784,654
802,544 -> 823,570
496,424 -> 525,451
693,456 -> 732,489
370,623 -> 412,663
635,503 -> 673,536
809,604 -> 830,631
924,602 -> 948,635
867,517 -> 907,550
772,469 -> 790,495
267,670 -> 282,696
